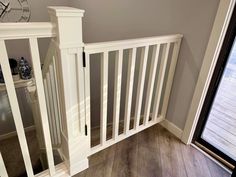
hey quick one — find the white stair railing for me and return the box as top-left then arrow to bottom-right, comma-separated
0,7 -> 88,177
0,6 -> 183,177
0,23 -> 56,176
84,34 -> 183,155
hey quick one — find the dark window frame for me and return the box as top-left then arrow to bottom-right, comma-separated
193,5 -> 236,167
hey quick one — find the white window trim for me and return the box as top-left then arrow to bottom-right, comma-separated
181,0 -> 236,144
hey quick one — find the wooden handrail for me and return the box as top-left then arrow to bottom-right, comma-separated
84,34 -> 183,53
0,22 -> 56,40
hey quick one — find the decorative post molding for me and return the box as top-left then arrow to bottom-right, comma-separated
48,7 -> 90,175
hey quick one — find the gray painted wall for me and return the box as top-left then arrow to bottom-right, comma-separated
69,0 -> 220,130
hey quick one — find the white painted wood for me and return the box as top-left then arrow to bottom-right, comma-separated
0,40 -> 34,177
52,56 -> 62,139
143,44 -> 160,125
49,62 -> 61,145
124,48 -> 137,134
75,48 -> 86,136
29,38 -> 55,175
84,34 -> 182,163
0,152 -> 8,177
0,22 -> 55,40
152,43 -> 171,121
112,50 -> 123,140
84,34 -> 183,54
44,78 -> 55,146
84,52 -> 91,139
134,46 -> 149,129
52,49 -> 65,136
100,51 -> 109,144
90,115 -> 164,155
161,41 -> 181,118
46,72 -> 58,145
49,7 -> 89,175
182,0 -> 236,144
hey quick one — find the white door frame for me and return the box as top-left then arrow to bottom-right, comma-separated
181,0 -> 236,144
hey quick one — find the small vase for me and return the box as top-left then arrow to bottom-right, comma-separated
19,57 -> 32,80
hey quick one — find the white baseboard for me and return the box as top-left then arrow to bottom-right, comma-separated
0,125 -> 35,141
160,119 -> 183,139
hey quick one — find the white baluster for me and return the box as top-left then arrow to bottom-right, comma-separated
100,51 -> 109,144
161,40 -> 181,118
44,78 -> 56,146
124,48 -> 137,134
134,46 -> 149,129
50,60 -> 61,145
46,72 -> 58,146
0,40 -> 34,177
29,38 -> 55,175
143,44 -> 161,125
152,43 -> 170,120
112,50 -> 123,140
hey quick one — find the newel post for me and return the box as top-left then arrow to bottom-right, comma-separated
48,7 -> 90,175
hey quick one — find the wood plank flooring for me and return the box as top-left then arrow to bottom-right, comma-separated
74,124 -> 231,177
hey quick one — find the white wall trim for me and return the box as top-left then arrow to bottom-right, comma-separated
0,125 -> 35,141
181,0 -> 236,144
160,119 -> 183,139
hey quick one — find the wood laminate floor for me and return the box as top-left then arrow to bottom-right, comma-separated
74,124 -> 231,177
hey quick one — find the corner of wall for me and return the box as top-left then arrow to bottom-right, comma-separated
160,119 -> 183,139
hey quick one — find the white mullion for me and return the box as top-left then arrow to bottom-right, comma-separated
143,44 -> 161,125
152,43 -> 170,120
134,46 -> 149,129
124,48 -> 137,134
112,50 -> 123,140
0,40 -> 34,177
29,38 -> 55,175
100,51 -> 109,145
